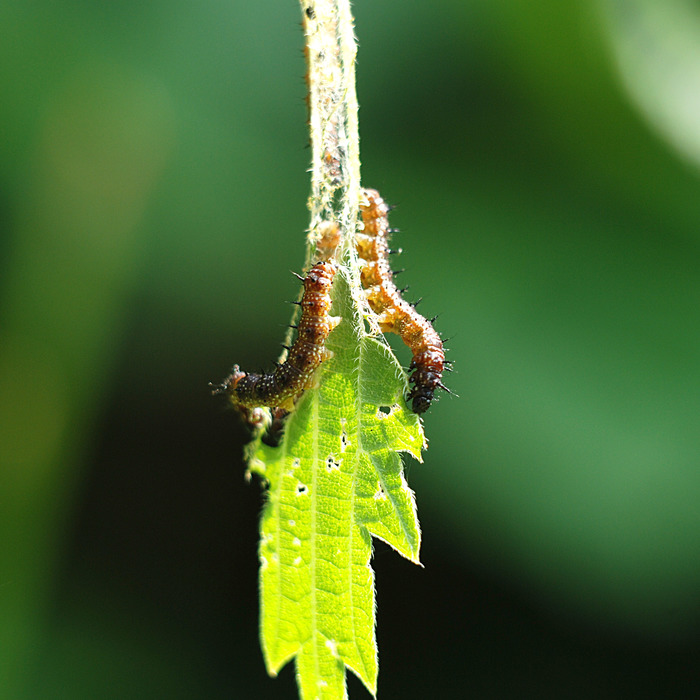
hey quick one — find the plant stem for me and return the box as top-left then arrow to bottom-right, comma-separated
300,0 -> 361,265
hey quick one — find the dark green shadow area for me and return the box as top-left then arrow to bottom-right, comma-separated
2,0 -> 700,697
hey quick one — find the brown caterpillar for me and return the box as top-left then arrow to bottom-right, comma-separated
357,188 -> 448,414
219,260 -> 339,412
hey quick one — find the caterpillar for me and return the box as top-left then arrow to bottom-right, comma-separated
357,188 -> 448,414
218,260 -> 340,412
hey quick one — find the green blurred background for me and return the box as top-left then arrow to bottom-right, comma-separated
2,0 -> 700,697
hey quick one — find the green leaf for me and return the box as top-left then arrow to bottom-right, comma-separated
248,267 -> 424,699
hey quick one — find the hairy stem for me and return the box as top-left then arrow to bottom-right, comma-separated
300,0 -> 361,265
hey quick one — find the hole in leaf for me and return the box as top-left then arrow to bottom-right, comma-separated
326,454 -> 341,471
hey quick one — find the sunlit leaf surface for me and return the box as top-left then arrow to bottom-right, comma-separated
248,269 -> 424,699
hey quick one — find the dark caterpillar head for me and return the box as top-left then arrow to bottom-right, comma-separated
407,386 -> 434,414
